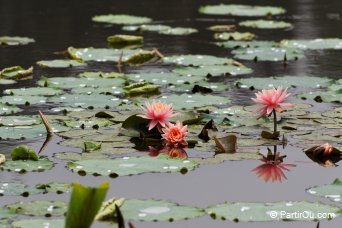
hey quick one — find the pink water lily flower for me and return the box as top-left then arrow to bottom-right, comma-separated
162,121 -> 188,147
138,100 -> 175,131
252,86 -> 293,119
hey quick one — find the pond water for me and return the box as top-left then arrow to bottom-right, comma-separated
0,0 -> 341,227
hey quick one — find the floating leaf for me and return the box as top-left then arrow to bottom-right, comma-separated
3,87 -> 62,96
207,25 -> 236,32
164,55 -> 238,66
67,155 -> 196,177
92,14 -> 152,25
125,50 -> 158,66
11,219 -> 64,228
232,47 -> 304,61
214,32 -> 255,41
83,141 -> 102,152
307,179 -> 342,203
11,145 -> 38,161
37,60 -> 86,68
7,200 -> 67,217
121,199 -> 205,221
0,182 -> 43,196
0,79 -> 16,85
0,36 -> 35,46
0,208 -> 16,224
199,4 -> 286,17
281,38 -> 342,50
169,81 -> 229,93
95,197 -> 125,221
63,119 -> 111,129
127,72 -> 204,85
298,90 -> 341,103
239,20 -> 292,29
1,158 -> 54,173
124,81 -> 160,96
122,24 -> 171,32
217,40 -> 278,49
236,76 -> 333,89
0,66 -> 33,79
0,104 -> 21,115
173,65 -> 252,77
206,201 -> 340,221
78,71 -> 124,79
159,27 -> 198,35
0,116 -> 41,127
67,47 -> 137,62
0,95 -> 47,106
107,34 -> 143,45
35,182 -> 72,194
0,154 -> 5,165
65,182 -> 109,228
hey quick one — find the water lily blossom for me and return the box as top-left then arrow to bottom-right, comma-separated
252,86 -> 293,119
252,86 -> 293,136
162,121 -> 188,147
138,100 -> 175,131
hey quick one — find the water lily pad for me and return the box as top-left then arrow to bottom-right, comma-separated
159,27 -> 198,35
239,20 -> 292,29
63,119 -> 111,129
92,14 -> 152,25
207,25 -> 236,32
122,24 -> 171,32
0,104 -> 21,115
199,4 -> 286,17
214,32 -> 255,41
0,95 -> 47,106
0,36 -> 35,46
0,79 -> 16,85
124,81 -> 160,96
154,94 -> 230,110
121,199 -> 204,221
6,200 -> 67,217
78,71 -> 124,78
232,47 -> 304,61
125,50 -> 158,65
0,66 -> 33,79
0,116 -> 41,126
67,155 -> 197,177
67,47 -> 137,62
217,40 -> 278,49
127,72 -> 204,85
35,182 -> 72,194
206,201 -> 340,221
1,158 -> 54,173
107,34 -> 143,45
0,208 -> 16,224
307,179 -> 342,203
298,89 -> 341,103
49,94 -> 123,109
37,60 -> 86,68
0,182 -> 43,196
164,55 -> 238,66
55,151 -> 109,161
3,87 -> 62,96
281,38 -> 342,50
11,145 -> 38,161
236,76 -> 333,89
169,81 -> 229,93
173,65 -> 252,77
11,219 -> 64,228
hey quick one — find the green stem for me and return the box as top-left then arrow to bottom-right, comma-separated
273,109 -> 277,136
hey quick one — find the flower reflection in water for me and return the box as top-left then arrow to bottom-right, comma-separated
304,143 -> 341,167
252,146 -> 296,183
148,146 -> 188,159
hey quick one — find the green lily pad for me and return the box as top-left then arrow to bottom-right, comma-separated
54,151 -> 109,161
169,81 -> 229,93
121,199 -> 205,221
3,87 -> 62,96
127,72 -> 204,85
298,90 -> 341,103
232,47 -> 304,61
92,14 -> 152,25
1,158 -> 54,173
164,55 -> 238,66
125,50 -> 157,65
0,79 -> 16,85
159,27 -> 198,35
11,219 -> 64,228
7,200 -> 67,217
173,65 -> 252,77
107,34 -> 143,45
0,95 -> 47,106
11,145 -> 38,161
217,40 -> 278,49
0,182 -> 43,196
199,4 -> 286,16
0,36 -> 35,46
35,182 -> 72,194
206,201 -> 340,221
124,81 -> 160,96
37,60 -> 86,68
0,116 -> 41,126
0,208 -> 16,224
67,155 -> 197,177
78,71 -> 124,78
236,76 -> 333,90
0,66 -> 33,79
122,24 -> 172,32
281,38 -> 342,50
152,94 -> 230,110
49,94 -> 124,109
63,119 -> 111,129
83,141 -> 102,152
239,20 -> 292,29
307,179 -> 342,203
67,47 -> 137,62
0,104 -> 21,115
214,32 -> 255,41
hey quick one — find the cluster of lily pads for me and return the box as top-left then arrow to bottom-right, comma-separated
0,2 -> 341,227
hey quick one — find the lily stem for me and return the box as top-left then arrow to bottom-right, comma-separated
273,109 -> 277,136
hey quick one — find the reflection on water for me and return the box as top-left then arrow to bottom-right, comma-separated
252,146 -> 296,183
304,143 -> 342,167
149,146 -> 188,159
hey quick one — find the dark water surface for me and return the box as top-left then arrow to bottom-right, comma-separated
0,0 -> 341,227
